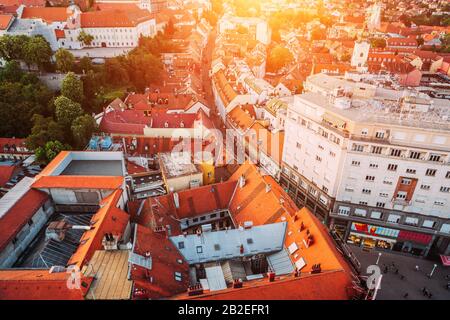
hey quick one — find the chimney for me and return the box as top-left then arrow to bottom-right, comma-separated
233,278 -> 243,288
267,272 -> 275,282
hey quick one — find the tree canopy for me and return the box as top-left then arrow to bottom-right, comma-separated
61,72 -> 84,103
266,46 -> 294,73
55,48 -> 75,73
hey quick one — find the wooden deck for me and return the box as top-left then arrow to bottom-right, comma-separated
83,250 -> 132,300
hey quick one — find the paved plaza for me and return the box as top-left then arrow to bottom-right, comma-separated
350,245 -> 450,300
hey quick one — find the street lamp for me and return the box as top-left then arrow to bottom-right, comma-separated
429,264 -> 438,278
376,252 -> 382,265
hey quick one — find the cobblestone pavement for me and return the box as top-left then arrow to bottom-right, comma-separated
350,245 -> 450,300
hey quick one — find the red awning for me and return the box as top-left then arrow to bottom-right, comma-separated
440,255 -> 450,266
397,230 -> 432,245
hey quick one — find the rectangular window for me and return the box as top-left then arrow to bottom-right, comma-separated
371,146 -> 383,154
401,178 -> 412,185
440,186 -> 450,193
409,151 -> 421,159
371,211 -> 383,219
420,184 -> 430,190
405,217 -> 419,226
338,206 -> 350,216
354,208 -> 367,216
428,154 -> 441,162
422,220 -> 435,228
387,164 -> 398,171
390,149 -> 402,157
387,214 -> 401,223
352,144 -> 364,152
362,189 -> 371,194
351,160 -> 360,166
425,169 -> 437,177
446,171 -> 450,179
376,202 -> 385,208
366,175 -> 375,181
406,168 -> 416,174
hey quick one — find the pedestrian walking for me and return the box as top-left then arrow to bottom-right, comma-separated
415,265 -> 420,272
395,268 -> 399,275
428,292 -> 433,299
403,292 -> 409,299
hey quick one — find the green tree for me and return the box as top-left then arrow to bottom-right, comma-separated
71,114 -> 98,148
54,95 -> 84,128
0,34 -> 29,61
77,30 -> 94,46
0,60 -> 23,83
104,58 -> 129,86
36,140 -> 71,164
266,46 -> 294,73
55,48 -> 75,73
78,56 -> 93,74
61,72 -> 84,103
23,36 -> 52,71
26,115 -> 65,150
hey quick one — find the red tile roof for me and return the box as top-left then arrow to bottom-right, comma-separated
0,0 -> 45,6
0,137 -> 30,154
182,270 -> 353,300
131,224 -> 190,299
32,175 -> 124,189
0,189 -> 48,252
21,7 -> 70,23
0,164 -> 16,187
80,9 -> 153,28
68,189 -> 129,267
0,14 -> 13,30
0,270 -> 93,300
54,28 -> 65,39
149,180 -> 237,220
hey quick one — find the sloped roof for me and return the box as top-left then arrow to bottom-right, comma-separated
0,14 -> 13,30
68,189 -> 129,267
0,188 -> 48,252
0,164 -> 16,187
80,9 -> 154,28
21,7 -> 70,23
131,224 -> 190,299
31,175 -> 124,189
0,270 -> 93,300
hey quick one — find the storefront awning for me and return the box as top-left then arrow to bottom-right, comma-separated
440,255 -> 450,266
397,230 -> 432,245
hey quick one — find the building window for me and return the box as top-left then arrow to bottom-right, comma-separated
440,186 -> 450,193
369,163 -> 378,169
329,151 -> 336,157
371,146 -> 382,154
406,168 -> 416,174
352,144 -> 364,152
296,142 -> 301,149
376,202 -> 385,208
178,241 -> 185,249
387,214 -> 401,223
365,175 -> 375,181
428,154 -> 441,162
379,192 -> 389,197
174,272 -> 182,281
409,151 -> 421,159
396,191 -> 407,200
422,220 -> 435,228
434,200 -> 445,206
390,149 -> 402,157
405,217 -> 419,226
401,178 -> 412,185
338,206 -> 350,216
362,188 -> 371,194
387,164 -> 397,171
316,155 -> 322,162
371,211 -> 383,219
446,171 -> 450,179
425,169 -> 437,177
359,201 -> 368,205
420,184 -> 430,190
196,246 -> 203,254
375,131 -> 385,139
351,160 -> 360,166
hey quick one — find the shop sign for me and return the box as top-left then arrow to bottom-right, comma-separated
351,222 -> 400,238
